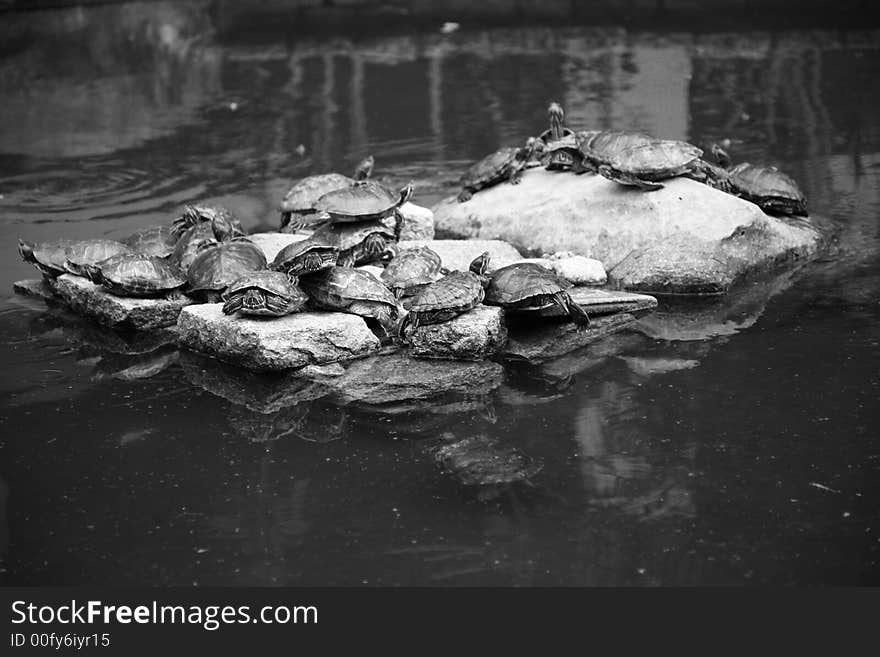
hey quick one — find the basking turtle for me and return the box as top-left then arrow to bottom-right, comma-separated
299,266 -> 401,340
537,102 -> 575,145
19,239 -> 77,277
270,237 -> 339,276
122,225 -> 177,258
64,240 -> 134,278
313,179 -> 413,224
380,245 -> 443,298
457,138 -> 538,203
86,253 -> 187,298
485,262 -> 590,326
169,222 -> 222,275
536,102 -> 581,171
221,271 -> 308,317
725,162 -> 807,216
309,215 -> 397,267
171,204 -> 245,241
577,130 -> 655,173
399,252 -> 490,337
186,239 -> 268,302
279,155 -> 374,230
596,139 -> 718,191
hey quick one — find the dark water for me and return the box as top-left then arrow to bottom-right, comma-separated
1,3 -> 879,586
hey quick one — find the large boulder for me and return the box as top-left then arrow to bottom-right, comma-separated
397,239 -> 522,273
51,274 -> 192,330
433,169 -> 821,294
409,305 -> 507,360
177,304 -> 381,372
398,202 -> 435,241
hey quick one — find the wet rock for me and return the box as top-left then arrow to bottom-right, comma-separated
433,170 -> 821,294
177,304 -> 381,372
90,347 -> 179,382
428,434 -> 542,490
504,312 -> 641,364
13,278 -> 57,301
621,356 -> 700,377
311,352 -> 504,406
52,274 -> 192,330
396,239 -> 522,273
246,232 -> 309,263
543,253 -> 607,285
409,306 -> 507,360
398,202 -> 435,241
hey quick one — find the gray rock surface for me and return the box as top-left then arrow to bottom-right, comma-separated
409,305 -> 507,360
177,304 -> 381,372
504,312 -> 642,363
397,239 -> 522,273
398,202 -> 435,241
52,274 -> 192,330
13,278 -> 57,301
433,169 -> 821,294
543,253 -> 607,285
247,232 -> 309,263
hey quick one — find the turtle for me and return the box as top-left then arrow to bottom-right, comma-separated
537,102 -> 575,145
380,245 -> 444,298
576,130 -> 656,173
724,162 -> 807,216
270,237 -> 340,276
484,262 -> 590,326
19,239 -> 77,278
596,139 -> 719,191
398,252 -> 490,338
536,102 -> 582,171
186,238 -> 268,302
456,138 -> 538,203
86,253 -> 187,298
309,215 -> 397,267
64,240 -> 135,278
171,203 -> 245,241
279,155 -> 374,230
121,225 -> 177,258
221,270 -> 309,317
313,179 -> 413,224
299,266 -> 401,340
169,222 -> 222,275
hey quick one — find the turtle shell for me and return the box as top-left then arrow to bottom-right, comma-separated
313,181 -> 409,222
19,239 -> 76,277
122,225 -> 177,258
406,270 -> 485,316
280,173 -> 353,214
170,223 -> 221,274
94,253 -> 187,297
577,130 -> 654,166
485,263 -> 572,308
311,217 -> 396,251
271,237 -> 339,274
728,163 -> 807,215
380,246 -> 442,295
459,147 -> 521,189
186,239 -> 268,295
222,271 -> 308,317
606,140 -> 703,178
64,240 -> 134,277
300,266 -> 398,310
171,204 -> 245,241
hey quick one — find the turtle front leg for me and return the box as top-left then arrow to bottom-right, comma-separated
508,168 -> 523,185
457,188 -> 474,203
553,291 -> 591,329
222,295 -> 244,315
337,251 -> 356,268
597,165 -> 663,191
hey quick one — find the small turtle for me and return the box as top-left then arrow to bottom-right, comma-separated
221,270 -> 308,317
309,215 -> 397,267
725,162 -> 807,216
19,239 -> 77,278
485,262 -> 590,326
279,155 -> 374,230
86,253 -> 187,298
457,138 -> 538,203
536,102 -> 581,171
537,102 -> 575,145
299,266 -> 401,340
313,179 -> 413,224
399,252 -> 490,337
64,240 -> 134,278
380,245 -> 443,298
270,237 -> 340,276
577,130 -> 655,172
121,225 -> 177,258
171,203 -> 245,241
596,139 -> 716,191
186,239 -> 268,302
169,222 -> 222,275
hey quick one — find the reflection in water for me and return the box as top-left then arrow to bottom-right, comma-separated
0,8 -> 879,585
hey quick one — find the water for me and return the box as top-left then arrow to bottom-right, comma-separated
1,3 -> 879,586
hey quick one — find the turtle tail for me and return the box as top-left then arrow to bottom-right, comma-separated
554,292 -> 590,328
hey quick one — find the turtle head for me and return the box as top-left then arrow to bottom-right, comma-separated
469,251 -> 491,281
17,239 -> 35,263
710,143 -> 731,169
548,102 -> 565,138
81,263 -> 104,283
521,136 -> 541,160
354,155 -> 374,181
399,180 -> 414,206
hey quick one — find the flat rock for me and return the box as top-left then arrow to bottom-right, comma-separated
397,239 -> 522,273
504,312 -> 641,364
52,274 -> 192,330
177,304 -> 381,372
247,232 -> 309,263
543,253 -> 607,285
433,169 -> 821,294
398,202 -> 435,241
409,305 -> 507,360
13,278 -> 57,301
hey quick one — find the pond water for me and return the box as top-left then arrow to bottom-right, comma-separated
0,3 -> 878,586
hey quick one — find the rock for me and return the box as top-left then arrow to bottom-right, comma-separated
177,304 -> 381,372
409,306 -> 507,360
504,312 -> 641,364
312,352 -> 504,406
428,434 -> 542,491
534,287 -> 657,318
52,274 -> 192,330
398,202 -> 435,241
90,347 -> 179,382
13,278 -> 57,301
246,232 -> 309,263
543,253 -> 607,285
621,356 -> 700,377
433,169 -> 821,294
397,239 -> 522,273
